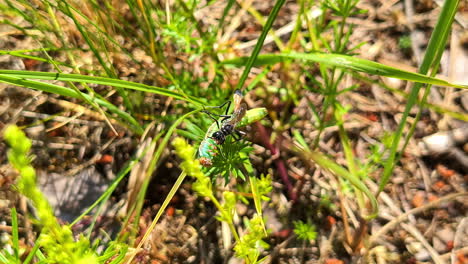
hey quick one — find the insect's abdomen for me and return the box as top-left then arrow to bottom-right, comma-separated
198,137 -> 217,167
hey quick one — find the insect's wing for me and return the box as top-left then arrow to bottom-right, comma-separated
233,90 -> 243,110
229,102 -> 247,127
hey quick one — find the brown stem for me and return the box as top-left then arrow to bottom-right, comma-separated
255,122 -> 297,201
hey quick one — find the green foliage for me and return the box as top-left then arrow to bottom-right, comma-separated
173,137 -> 213,198
398,35 -> 412,50
234,215 -> 270,264
3,125 -> 98,264
0,208 -> 21,264
293,220 -> 317,242
173,137 -> 271,264
253,174 -> 273,202
209,139 -> 254,181
180,106 -> 268,181
1,0 -> 463,261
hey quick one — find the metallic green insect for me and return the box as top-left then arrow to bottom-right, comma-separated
198,91 -> 267,167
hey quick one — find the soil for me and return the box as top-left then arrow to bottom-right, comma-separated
0,0 -> 467,263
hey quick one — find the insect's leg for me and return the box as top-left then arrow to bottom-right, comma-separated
223,100 -> 232,116
202,110 -> 222,129
220,115 -> 231,122
232,130 -> 246,142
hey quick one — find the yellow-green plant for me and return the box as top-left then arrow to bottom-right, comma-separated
3,125 -> 97,264
172,137 -> 270,263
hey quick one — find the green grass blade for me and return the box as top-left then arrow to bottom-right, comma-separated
0,50 -> 75,69
126,111 -> 201,264
58,1 -> 140,65
218,0 -> 236,31
106,248 -> 127,264
70,155 -> 141,226
0,74 -> 143,134
0,70 -> 203,105
235,0 -> 286,91
60,2 -> 116,78
379,0 -> 460,195
224,52 -> 467,89
297,145 -> 378,219
10,208 -> 19,263
23,240 -> 41,264
129,109 -> 201,243
352,73 -> 468,121
0,252 -> 8,262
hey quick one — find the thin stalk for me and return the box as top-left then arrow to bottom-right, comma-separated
236,0 -> 286,91
209,195 -> 241,242
379,0 -> 460,195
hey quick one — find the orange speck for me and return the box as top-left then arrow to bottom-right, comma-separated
47,130 -> 59,137
412,192 -> 425,207
428,194 -> 438,202
170,195 -> 180,204
456,251 -> 466,264
366,112 -> 379,122
107,130 -> 125,138
436,164 -> 455,179
446,240 -> 454,251
432,181 -> 446,191
96,154 -> 113,164
325,259 -> 344,264
166,206 -> 175,217
273,229 -> 291,238
326,215 -> 336,228
23,59 -> 39,70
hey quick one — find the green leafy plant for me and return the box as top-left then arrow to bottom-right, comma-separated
1,0 -> 465,262
398,35 -> 412,50
3,125 -> 98,264
172,137 -> 271,264
293,220 -> 317,242
234,215 -> 270,264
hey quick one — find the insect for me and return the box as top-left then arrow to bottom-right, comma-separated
209,89 -> 247,145
198,90 -> 265,167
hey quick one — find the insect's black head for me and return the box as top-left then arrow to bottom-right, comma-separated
221,124 -> 234,135
212,131 -> 225,144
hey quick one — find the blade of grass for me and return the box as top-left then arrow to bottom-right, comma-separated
0,70 -> 204,105
293,143 -> 378,219
218,0 -> 236,32
69,152 -> 143,226
0,49 -> 75,69
235,0 -> 286,91
0,74 -> 143,134
11,208 -> 19,263
128,109 -> 202,243
126,110 -> 201,264
59,2 -> 136,113
224,52 -> 467,89
55,1 -> 141,65
105,248 -> 127,264
352,73 -> 468,121
379,0 -> 461,195
0,252 -> 12,263
125,172 -> 187,264
22,239 -> 41,264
